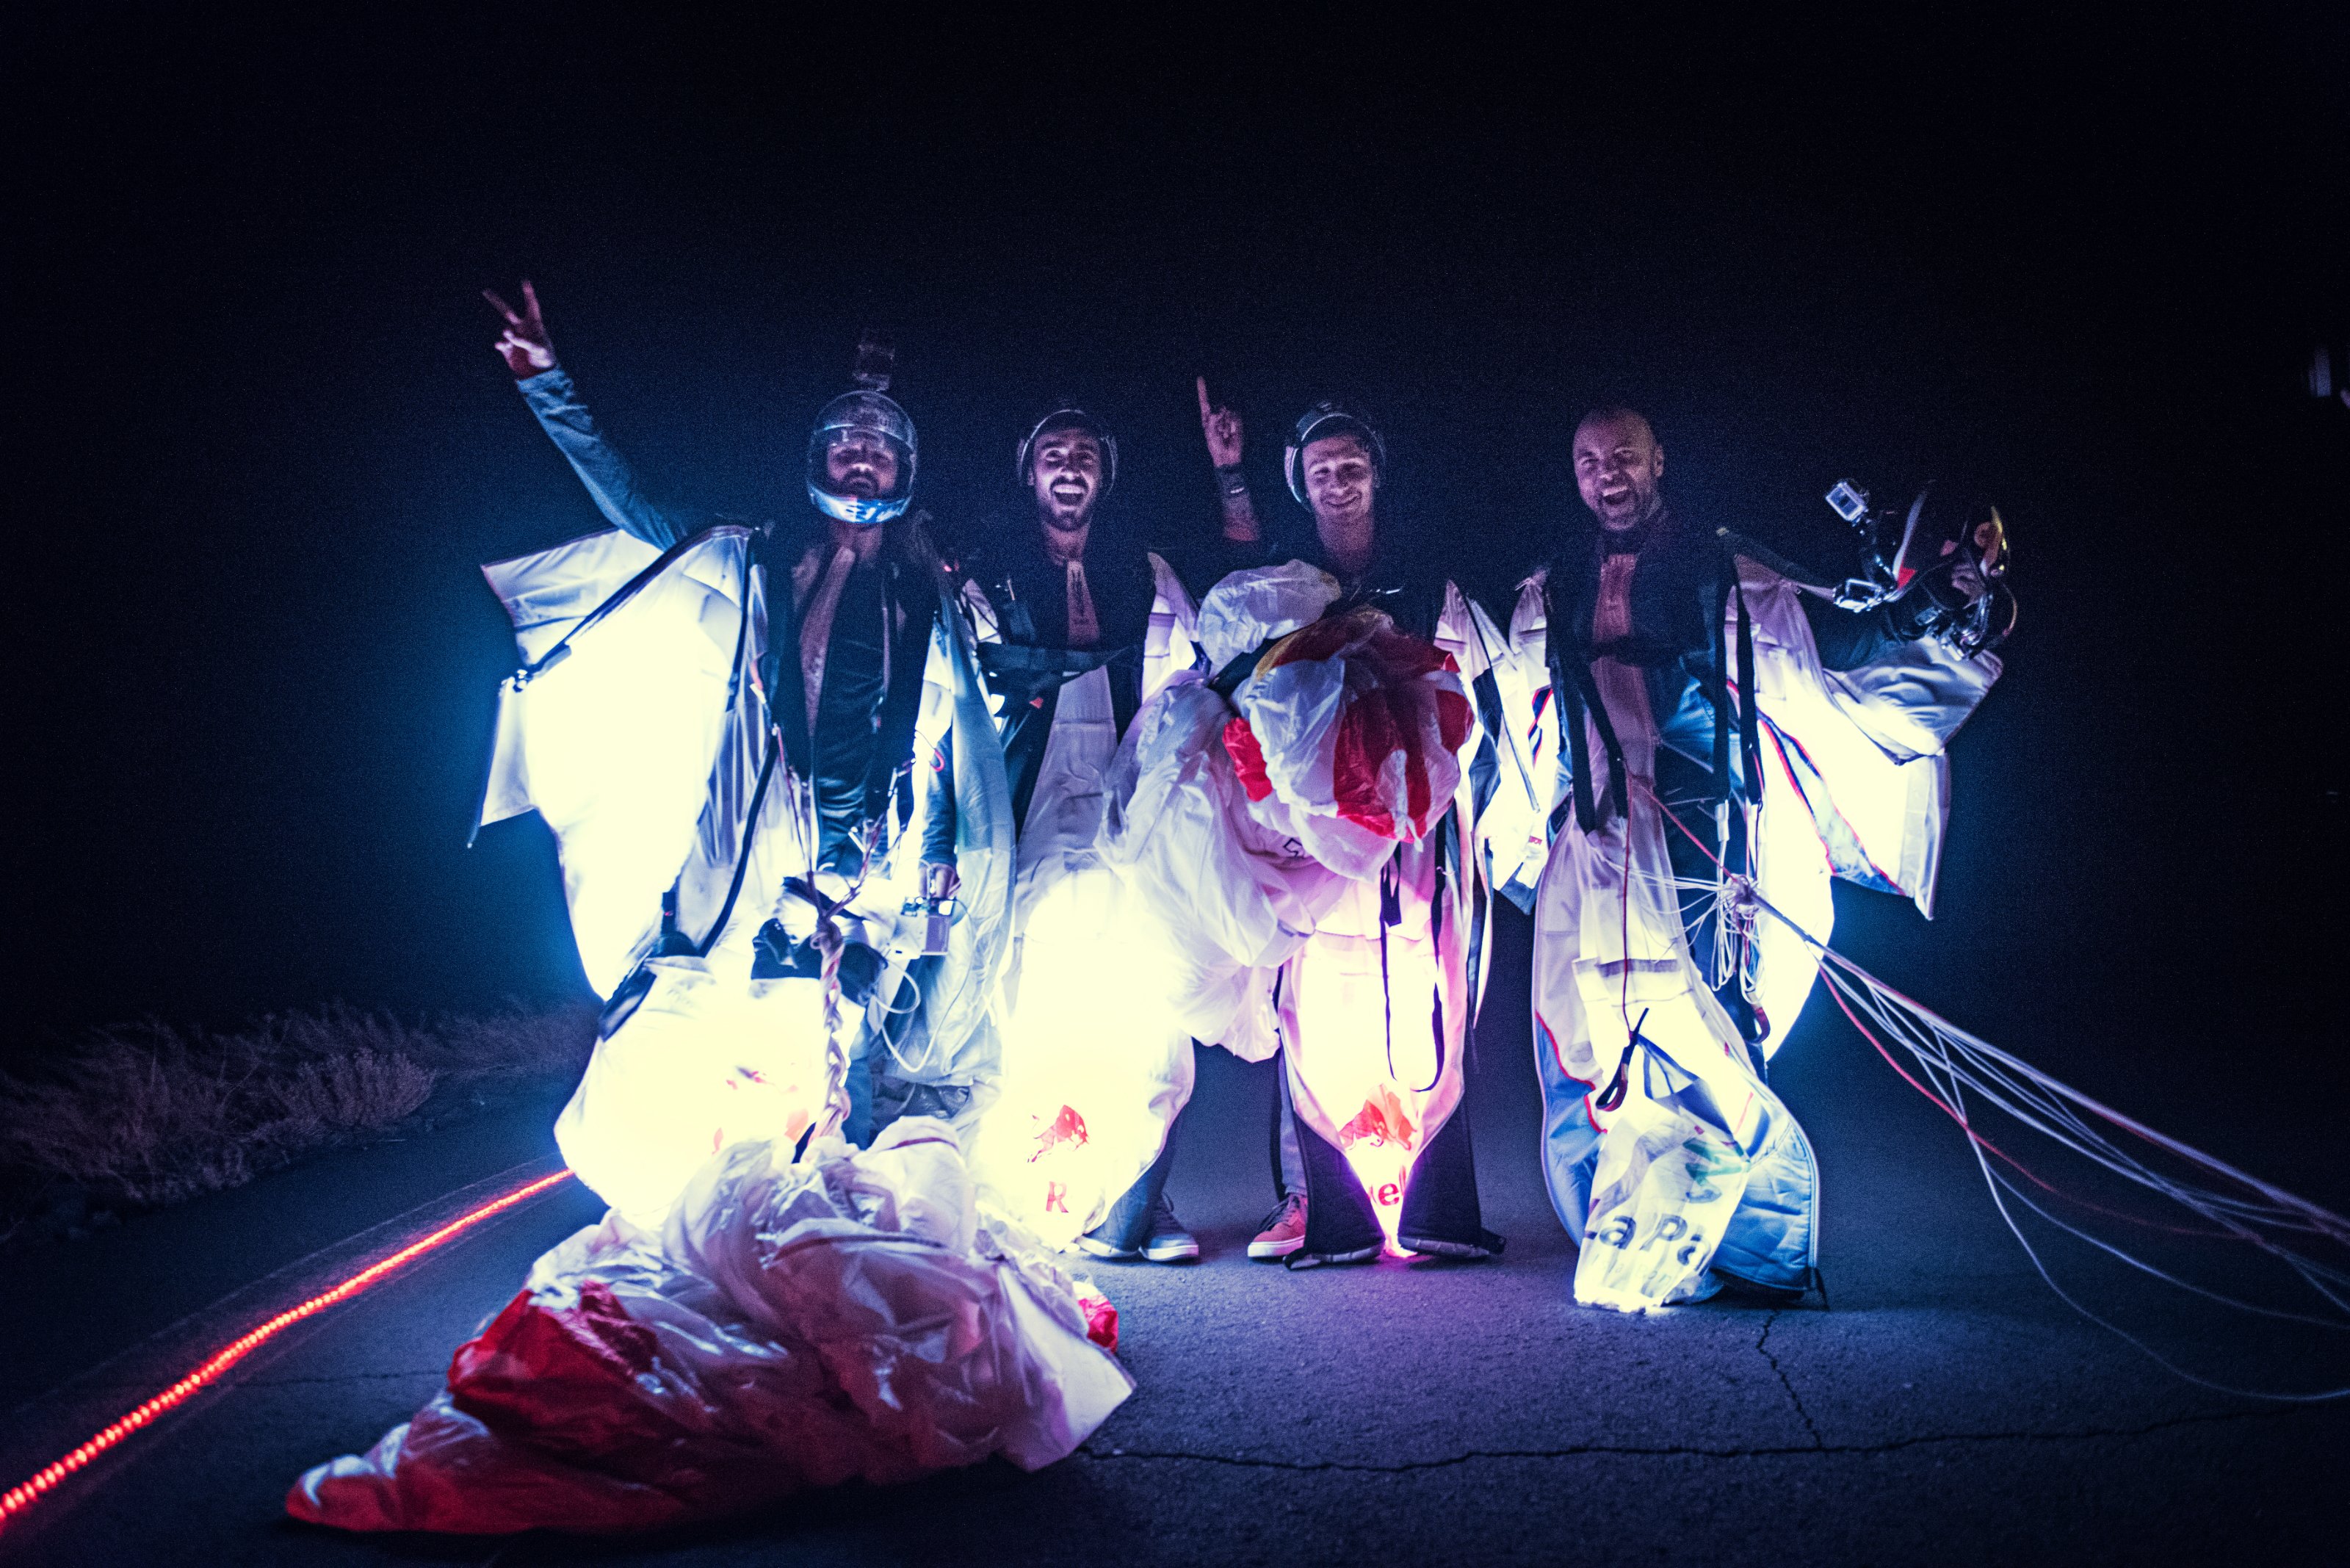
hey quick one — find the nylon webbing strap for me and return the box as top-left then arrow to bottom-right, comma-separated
1553,643 -> 1629,832
511,525 -> 745,687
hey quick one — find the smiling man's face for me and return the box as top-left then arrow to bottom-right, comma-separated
1029,425 -> 1105,533
1301,433 -> 1378,531
1572,411 -> 1664,532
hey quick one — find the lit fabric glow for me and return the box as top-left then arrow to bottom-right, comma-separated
1491,549 -> 1995,1309
283,527 -> 1123,1535
0,1168 -> 575,1536
1099,565 -> 1485,1254
965,555 -> 1204,1248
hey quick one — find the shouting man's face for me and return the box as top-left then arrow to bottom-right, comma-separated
1572,411 -> 1663,532
825,429 -> 901,499
1301,433 -> 1377,532
1029,425 -> 1105,534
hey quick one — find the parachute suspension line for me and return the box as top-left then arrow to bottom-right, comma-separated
796,817 -> 892,1149
1632,774 -> 2350,1400
809,902 -> 853,1146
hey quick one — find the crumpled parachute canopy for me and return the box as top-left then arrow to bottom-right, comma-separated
1196,558 -> 1340,670
807,389 -> 918,525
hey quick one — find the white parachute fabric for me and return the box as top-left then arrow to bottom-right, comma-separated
1195,557 -> 1339,668
1735,559 -> 1998,922
1276,833 -> 1474,1250
1098,671 -> 1346,1061
1525,729 -> 1818,1307
1514,552 -> 2003,1307
965,560 -> 1201,1247
1519,574 -> 1819,1307
968,864 -> 1196,1246
1098,564 -> 1486,1243
488,525 -> 1011,1226
1730,559 -> 2002,1058
287,1121 -> 1130,1536
478,527 -> 753,997
554,960 -> 830,1229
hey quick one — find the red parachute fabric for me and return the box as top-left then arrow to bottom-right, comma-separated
287,1127 -> 1133,1536
1240,610 -> 1471,843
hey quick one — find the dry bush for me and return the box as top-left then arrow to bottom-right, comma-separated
422,1004 -> 597,1082
263,1049 -> 440,1143
0,1022 -> 273,1208
0,1002 -> 593,1222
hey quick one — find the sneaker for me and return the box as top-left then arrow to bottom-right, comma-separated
1247,1193 -> 1307,1260
1073,1231 -> 1139,1262
1140,1195 -> 1199,1263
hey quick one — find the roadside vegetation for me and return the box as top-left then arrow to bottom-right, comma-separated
0,1005 -> 594,1244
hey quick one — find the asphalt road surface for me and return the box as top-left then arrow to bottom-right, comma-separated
7,941 -> 2345,1566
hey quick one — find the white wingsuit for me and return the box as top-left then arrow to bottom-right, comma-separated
1483,546 -> 2000,1310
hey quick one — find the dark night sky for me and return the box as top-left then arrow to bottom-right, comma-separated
9,12 -> 2345,1112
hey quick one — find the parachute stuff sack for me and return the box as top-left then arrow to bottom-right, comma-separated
289,1120 -> 1130,1536
1574,1040 -> 1755,1312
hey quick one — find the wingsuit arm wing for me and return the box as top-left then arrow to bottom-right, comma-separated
1480,571 -> 1563,908
1798,590 -> 1914,672
517,366 -> 707,549
1143,550 -> 1205,704
955,576 -> 1013,725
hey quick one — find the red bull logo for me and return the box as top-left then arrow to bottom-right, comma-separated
1029,1104 -> 1088,1161
1335,1085 -> 1417,1152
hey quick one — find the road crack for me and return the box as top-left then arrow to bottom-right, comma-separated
1079,1404 -> 2308,1473
1757,1309 -> 1823,1448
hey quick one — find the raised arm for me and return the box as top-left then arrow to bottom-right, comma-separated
485,281 -> 697,549
1197,376 -> 1262,546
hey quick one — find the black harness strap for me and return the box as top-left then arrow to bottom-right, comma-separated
1552,641 -> 1630,832
691,733 -> 779,955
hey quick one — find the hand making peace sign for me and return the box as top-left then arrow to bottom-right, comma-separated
483,280 -> 557,378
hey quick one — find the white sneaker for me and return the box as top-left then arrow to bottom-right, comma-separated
1141,1195 -> 1200,1263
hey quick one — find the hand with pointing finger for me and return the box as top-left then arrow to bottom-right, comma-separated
1197,376 -> 1244,469
484,281 -> 557,378
1197,375 -> 1260,544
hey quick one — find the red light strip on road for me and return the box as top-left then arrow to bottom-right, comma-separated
0,1167 -> 575,1533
